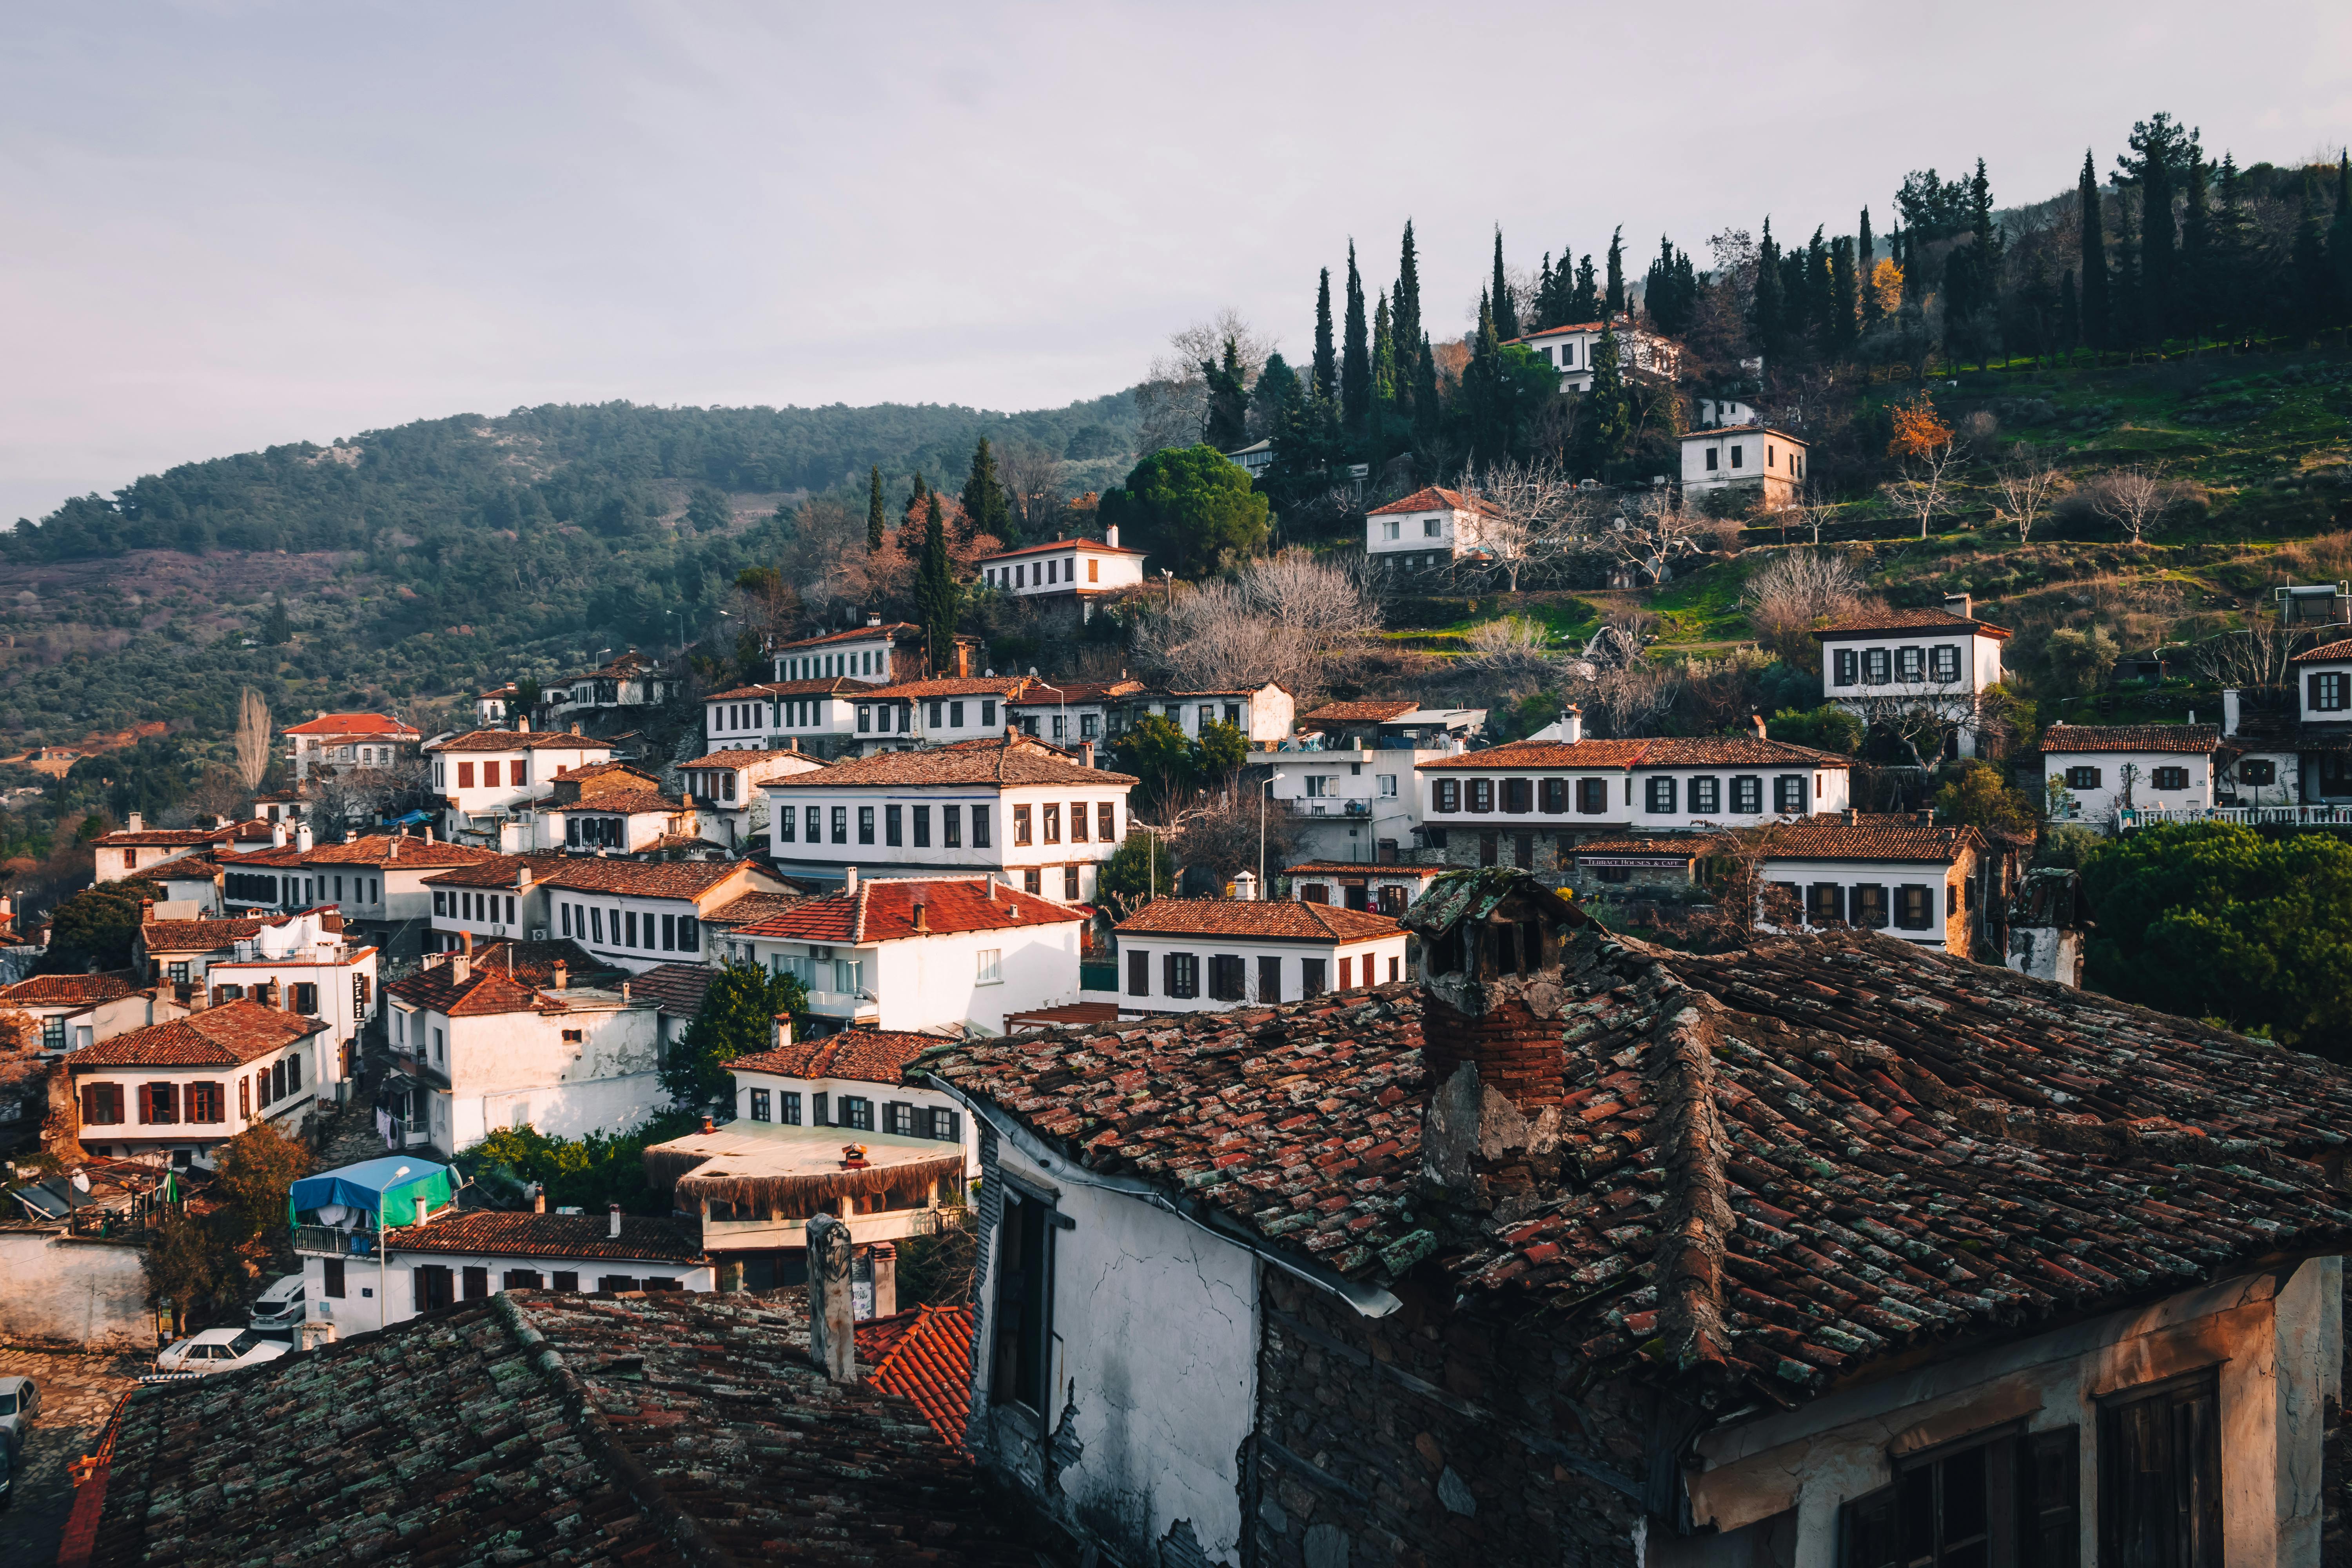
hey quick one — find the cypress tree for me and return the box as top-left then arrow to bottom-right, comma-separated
1750,219 -> 1784,361
2058,268 -> 2081,354
1573,323 -> 1631,480
1858,207 -> 1875,272
1570,255 -> 1599,322
2292,169 -> 2331,336
960,437 -> 1010,540
2119,115 -> 2192,338
2210,154 -> 2255,337
1412,335 -> 1441,445
1603,227 -> 1626,317
916,494 -> 956,673
1490,228 -> 1519,341
1312,268 -> 1338,404
2179,153 -> 2212,341
1340,242 -> 1370,435
1368,294 -> 1398,463
1394,221 -> 1424,365
1804,226 -> 1831,342
2078,150 -> 2111,349
1829,236 -> 1858,352
2332,153 -> 2352,325
866,465 -> 885,552
2112,188 -> 2142,349
1202,339 -> 1250,450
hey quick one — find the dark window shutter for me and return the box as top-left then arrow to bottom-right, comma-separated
1128,949 -> 1150,996
1838,1484 -> 1897,1568
812,1091 -> 829,1126
2019,1427 -> 2080,1568
1163,951 -> 1176,995
2312,672 -> 2325,710
883,1100 -> 907,1136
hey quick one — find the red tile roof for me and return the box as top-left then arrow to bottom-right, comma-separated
2039,723 -> 2221,755
89,827 -> 230,849
140,911 -> 345,952
1754,814 -> 1980,864
1366,485 -> 1490,517
379,1211 -> 707,1263
281,713 -> 419,737
121,855 -> 221,885
1812,606 -> 2013,639
461,938 -> 613,986
425,730 -> 620,753
1564,835 -> 1731,858
298,834 -> 509,868
733,1029 -> 946,1085
533,857 -> 775,901
1007,679 -> 1145,706
0,972 -> 139,1006
1004,1002 -> 1125,1029
772,621 -> 921,651
978,537 -> 1146,561
703,892 -> 808,927
1283,862 -> 1447,878
706,678 -> 877,701
386,964 -> 565,1018
686,748 -> 826,767
418,853 -> 562,888
2290,638 -> 2352,663
1114,898 -> 1404,942
1680,425 -> 1811,446
861,676 -> 1032,700
761,734 -> 1135,789
68,1000 -> 323,1067
1420,736 -> 1847,769
626,961 -> 719,1017
928,913 -> 2352,1416
1299,700 -> 1418,725
539,790 -> 691,817
734,877 -> 1081,944
856,1303 -> 975,1454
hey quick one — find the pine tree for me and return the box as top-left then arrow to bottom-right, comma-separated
1570,255 -> 1599,322
2179,153 -> 2212,341
917,494 -> 956,672
1573,323 -> 1631,481
2078,150 -> 2111,349
1804,226 -> 1831,342
908,471 -> 927,512
2119,114 -> 2195,340
1340,242 -> 1370,436
1203,339 -> 1250,450
2112,188 -> 2142,349
1490,228 -> 1519,341
2292,169 -> 2332,337
2210,154 -> 2256,337
866,465 -> 885,552
2332,153 -> 2352,327
961,437 -> 1010,540
1312,267 -> 1338,404
1412,335 -> 1441,445
1604,227 -> 1626,317
1750,219 -> 1784,361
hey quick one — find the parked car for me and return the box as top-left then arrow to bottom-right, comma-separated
0,1434 -> 13,1510
249,1274 -> 307,1336
155,1328 -> 289,1378
0,1375 -> 33,1455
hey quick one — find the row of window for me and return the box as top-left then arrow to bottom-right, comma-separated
565,816 -> 628,848
556,902 -> 700,953
1015,711 -> 1104,741
769,953 -> 866,996
985,556 -> 1098,589
79,1056 -> 302,1126
1376,516 -> 1450,541
778,802 -> 994,849
779,648 -> 888,681
436,889 -> 519,924
1123,949 -> 1397,1002
445,759 -> 528,790
401,1263 -> 684,1310
2057,765 -> 2192,791
744,1087 -> 962,1140
1697,441 -> 1802,477
1433,774 -> 1812,815
1780,882 -> 1950,931
1831,644 -> 1965,686
222,873 -> 379,908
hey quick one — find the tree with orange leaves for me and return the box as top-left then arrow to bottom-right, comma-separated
1882,392 -> 1964,539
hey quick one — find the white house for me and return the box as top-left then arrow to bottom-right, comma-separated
976,528 -> 1148,619
1270,700 -> 1481,865
771,617 -> 922,684
0,973 -> 185,1054
543,650 -> 668,725
385,950 -> 664,1153
1007,678 -> 1144,748
1365,485 -> 1494,570
728,1028 -> 976,1168
290,829 -> 511,962
119,853 -> 225,916
1507,316 -> 1681,391
1695,394 -> 1757,427
1817,595 -> 2013,759
2041,723 -> 2221,828
1118,681 -> 1296,746
1282,861 -> 1446,916
424,728 -> 617,848
704,678 -> 878,758
186,909 -> 379,1091
858,675 -> 1033,751
678,747 -> 828,852
539,788 -> 702,855
1755,811 -> 1987,954
87,815 -> 241,886
1681,426 -> 1809,508
282,712 -> 422,782
763,734 -> 1137,902
722,872 -> 1083,1036
1111,897 -> 1408,1013
1416,712 -> 1852,882
67,999 -> 330,1166
535,857 -> 795,973
474,682 -> 520,727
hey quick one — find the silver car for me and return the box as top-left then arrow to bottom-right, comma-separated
0,1375 -> 34,1457
249,1273 -> 307,1336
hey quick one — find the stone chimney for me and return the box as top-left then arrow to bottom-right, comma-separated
550,961 -> 567,991
515,866 -> 532,891
1080,740 -> 1096,769
1560,705 -> 1583,744
842,866 -> 859,897
911,894 -> 929,933
804,1212 -> 857,1383
448,953 -> 471,985
570,722 -> 581,735
388,837 -> 399,861
461,930 -> 474,957
1943,592 -> 1972,619
1750,712 -> 1768,740
1844,806 -> 1859,826
869,1241 -> 898,1318
608,1202 -> 622,1239
127,812 -> 143,833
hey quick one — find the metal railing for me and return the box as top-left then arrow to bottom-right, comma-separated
1276,798 -> 1374,818
292,1225 -> 377,1257
2115,804 -> 2352,832
1078,961 -> 1119,993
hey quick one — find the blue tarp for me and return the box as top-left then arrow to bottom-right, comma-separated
386,809 -> 433,827
287,1156 -> 456,1229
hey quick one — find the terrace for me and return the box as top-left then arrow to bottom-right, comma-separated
643,1118 -> 966,1249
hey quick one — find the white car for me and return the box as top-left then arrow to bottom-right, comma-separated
249,1274 -> 307,1336
155,1328 -> 290,1378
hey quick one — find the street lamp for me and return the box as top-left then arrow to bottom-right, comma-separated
1260,773 -> 1284,897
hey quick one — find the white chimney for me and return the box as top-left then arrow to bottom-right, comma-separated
1561,705 -> 1583,744
517,717 -> 530,733
270,822 -> 289,849
2223,688 -> 2241,737
1105,524 -> 1120,549
608,1202 -> 621,1239
1232,869 -> 1259,902
842,866 -> 858,896
294,823 -> 313,853
448,952 -> 471,985
1943,592 -> 1972,619
127,812 -> 143,833
1751,713 -> 1768,740
1080,740 -> 1096,769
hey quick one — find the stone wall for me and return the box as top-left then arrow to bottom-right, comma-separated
1250,1270 -> 1653,1568
0,1227 -> 154,1350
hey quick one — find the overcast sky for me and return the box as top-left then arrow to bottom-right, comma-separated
3,1 -> 2347,525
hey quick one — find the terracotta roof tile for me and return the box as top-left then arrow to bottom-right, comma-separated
1565,835 -> 1733,857
425,730 -> 620,753
2040,723 -> 2221,755
89,827 -> 231,848
773,621 -> 921,651
1007,680 -> 1145,706
2288,638 -> 2352,663
1282,862 -> 1448,878
1114,898 -> 1403,942
534,857 -> 774,901
280,713 -> 418,737
418,852 -> 564,888
1367,485 -> 1490,517
733,1029 -> 947,1085
762,734 -> 1135,789
1755,814 -> 1980,863
140,911 -> 345,952
379,1211 -> 707,1262
120,855 -> 221,884
298,833 -> 508,868
1812,606 -> 2014,639
856,1303 -> 975,1453
706,891 -> 809,927
627,961 -> 719,1017
539,790 -> 692,816
67,1000 -> 323,1067
1420,736 -> 1847,769
979,537 -> 1146,561
861,676 -> 1032,700
1299,700 -> 1419,725
706,678 -> 878,700
685,748 -> 827,767
0,971 -> 140,1006
386,965 -> 566,1017
735,878 -> 1082,944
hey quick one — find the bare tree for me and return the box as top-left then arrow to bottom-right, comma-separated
2190,618 -> 2297,692
1166,788 -> 1302,887
2089,465 -> 2185,546
1135,310 -> 1275,455
1465,459 -> 1580,594
995,443 -> 1065,540
1882,443 -> 1964,541
234,688 -> 272,791
1740,550 -> 1875,665
1464,615 -> 1559,683
1589,491 -> 1723,586
1130,550 -> 1379,701
1993,443 -> 2069,542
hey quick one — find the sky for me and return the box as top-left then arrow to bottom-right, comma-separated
3,1 -> 2348,526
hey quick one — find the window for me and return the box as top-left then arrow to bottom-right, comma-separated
1931,644 -> 1961,681
1082,713 -> 1100,740
1479,831 -> 1498,867
1013,805 -> 1033,846
857,704 -> 872,733
838,1096 -> 874,1131
1067,801 -> 1088,843
434,890 -> 448,918
552,1272 -> 579,1294
834,958 -> 864,995
187,1082 -> 225,1122
323,1259 -> 345,1299
292,982 -> 318,1014
1807,884 -> 1845,924
858,806 -> 875,844
1434,779 -> 1460,813
749,1088 -> 771,1122
2239,758 -> 2277,786
1468,779 -> 1494,813
1128,949 -> 1151,996
944,804 -> 963,848
971,806 -> 991,848
2312,671 -> 2350,711
779,1091 -> 803,1125
1042,803 -> 1060,843
1645,776 -> 1677,813
1839,1428 -> 2072,1568
885,804 -> 903,846
1538,777 -> 1566,813
950,701 -> 966,728
1163,952 -> 1199,998
1704,447 -> 1719,471
1512,832 -> 1534,869
2097,1371 -> 2220,1566
2064,766 -> 2102,790
457,762 -> 475,789
1576,777 -> 1608,814
504,1269 -> 544,1291
1775,775 -> 1806,813
1833,648 -> 1858,686
1689,776 -> 1720,813
1380,773 -> 1399,799
806,806 -> 821,843
1382,518 -> 1401,540
990,1189 -> 1058,1415
976,948 -> 1002,985
1895,884 -> 1935,929
1207,954 -> 1247,1002
1502,777 -> 1533,813
1896,646 -> 1925,681
1730,444 -> 1744,468
1423,517 -> 1441,537
1063,864 -> 1080,899
2151,766 -> 2189,790
1338,956 -> 1353,990
81,1082 -> 123,1124
912,804 -> 931,847
42,1016 -> 65,1052
1256,956 -> 1282,1004
1301,957 -> 1327,997
1864,648 -> 1891,684
1850,884 -> 1888,929
927,700 -> 944,728
832,806 -> 849,844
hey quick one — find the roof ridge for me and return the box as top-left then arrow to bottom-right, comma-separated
1640,979 -> 1735,1376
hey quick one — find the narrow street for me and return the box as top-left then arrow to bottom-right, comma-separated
0,1346 -> 145,1566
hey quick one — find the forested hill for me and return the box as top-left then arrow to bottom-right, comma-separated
0,393 -> 1138,775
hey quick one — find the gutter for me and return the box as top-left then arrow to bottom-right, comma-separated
918,1072 -> 1402,1319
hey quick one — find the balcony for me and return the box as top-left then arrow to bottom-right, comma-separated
1278,797 -> 1373,818
802,988 -> 877,1017
293,1225 -> 378,1258
2115,804 -> 2352,833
